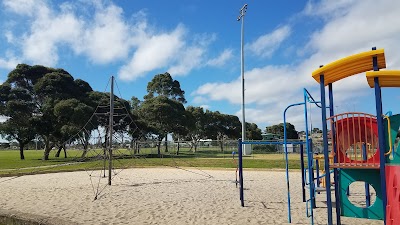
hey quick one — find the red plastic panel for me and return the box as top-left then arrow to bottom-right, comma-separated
386,165 -> 400,225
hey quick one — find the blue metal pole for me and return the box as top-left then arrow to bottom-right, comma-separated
238,138 -> 244,207
320,75 -> 333,225
304,89 -> 315,224
362,143 -> 371,207
283,101 -> 310,223
300,144 -> 306,202
374,76 -> 387,224
328,83 -> 341,225
316,156 -> 320,190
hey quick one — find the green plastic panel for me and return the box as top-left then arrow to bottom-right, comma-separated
339,169 -> 383,220
384,114 -> 400,164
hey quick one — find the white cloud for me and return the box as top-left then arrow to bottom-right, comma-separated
22,12 -> 83,66
118,25 -> 186,81
0,56 -> 19,70
4,31 -> 14,43
207,49 -> 233,67
169,46 -> 204,76
2,0 -> 42,16
246,25 -> 291,58
2,1 -> 224,81
77,4 -> 133,63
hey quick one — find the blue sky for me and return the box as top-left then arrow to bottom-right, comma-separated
1,0 -> 400,132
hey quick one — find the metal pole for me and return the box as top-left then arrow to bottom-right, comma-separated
374,76 -> 387,224
362,143 -> 371,207
316,157 -> 320,189
108,76 -> 114,185
328,83 -> 341,225
283,102 -> 305,223
320,75 -> 333,225
238,138 -> 244,207
300,144 -> 306,203
238,4 -> 248,155
304,89 -> 316,222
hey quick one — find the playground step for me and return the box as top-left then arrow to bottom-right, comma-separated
330,163 -> 380,169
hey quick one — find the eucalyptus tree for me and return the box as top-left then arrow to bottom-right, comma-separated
0,83 -> 36,159
33,69 -> 97,160
266,123 -> 298,139
246,122 -> 262,140
0,64 -> 55,159
128,96 -> 151,154
185,106 -> 207,152
89,91 -> 134,149
140,96 -> 187,157
53,98 -> 94,158
143,72 -> 187,153
145,72 -> 186,103
205,111 -> 241,151
1,64 -> 97,160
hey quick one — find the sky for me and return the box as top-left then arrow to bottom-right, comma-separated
1,0 -> 400,132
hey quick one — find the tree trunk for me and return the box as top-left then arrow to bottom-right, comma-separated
19,145 -> 25,160
43,147 -> 52,160
219,140 -> 224,152
43,138 -> 52,160
55,146 -> 62,157
81,149 -> 88,158
157,138 -> 162,157
63,145 -> 67,158
176,142 -> 180,155
164,134 -> 168,152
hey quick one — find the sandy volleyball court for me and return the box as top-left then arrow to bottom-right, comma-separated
0,168 -> 383,225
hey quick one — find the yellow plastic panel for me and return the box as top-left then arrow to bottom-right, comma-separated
312,49 -> 386,85
366,70 -> 400,87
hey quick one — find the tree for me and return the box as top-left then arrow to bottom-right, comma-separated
266,123 -> 298,139
53,98 -> 94,158
185,106 -> 207,152
143,72 -> 187,152
2,64 -> 96,160
129,96 -> 151,154
33,69 -> 95,160
140,96 -> 187,157
246,122 -> 262,140
0,71 -> 37,159
205,111 -> 241,151
312,127 -> 322,133
89,91 -> 134,152
144,72 -> 186,103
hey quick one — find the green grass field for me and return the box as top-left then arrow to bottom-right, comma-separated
0,147 -> 304,177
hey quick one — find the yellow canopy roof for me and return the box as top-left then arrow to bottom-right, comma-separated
312,49 -> 386,85
366,70 -> 400,87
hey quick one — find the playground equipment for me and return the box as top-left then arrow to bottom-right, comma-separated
236,139 -> 306,208
305,47 -> 400,225
237,47 -> 400,225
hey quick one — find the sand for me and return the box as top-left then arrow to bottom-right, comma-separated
0,168 -> 383,225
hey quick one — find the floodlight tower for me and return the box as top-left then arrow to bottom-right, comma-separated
237,3 -> 248,154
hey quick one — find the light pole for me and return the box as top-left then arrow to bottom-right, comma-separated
237,4 -> 248,154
